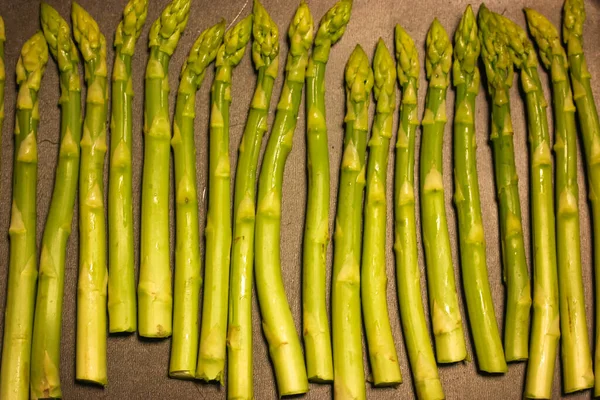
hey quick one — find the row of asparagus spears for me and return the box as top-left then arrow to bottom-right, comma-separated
0,0 -> 599,399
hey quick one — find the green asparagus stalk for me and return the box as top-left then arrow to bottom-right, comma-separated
477,6 -> 532,363
30,5 -> 81,398
108,0 -> 148,334
421,18 -> 466,363
302,0 -> 351,383
332,44 -> 372,400
0,16 -> 4,164
227,1 -> 278,397
361,39 -> 402,386
394,25 -> 444,400
526,8 -> 594,393
563,0 -> 600,394
170,20 -> 225,379
254,2 -> 313,396
196,15 -> 252,383
452,5 -> 506,373
0,31 -> 47,400
139,0 -> 190,338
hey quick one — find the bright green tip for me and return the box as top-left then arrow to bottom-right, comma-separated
71,2 -> 103,62
16,31 -> 49,87
149,0 -> 191,54
217,14 -> 253,67
394,24 -> 420,86
454,4 -> 480,75
315,0 -> 353,46
252,0 -> 279,69
288,1 -> 314,55
563,0 -> 585,46
524,8 -> 564,69
41,2 -> 78,69
345,44 -> 374,103
373,39 -> 396,108
0,16 -> 4,42
115,0 -> 149,53
425,18 -> 452,84
186,19 -> 226,75
477,6 -> 514,94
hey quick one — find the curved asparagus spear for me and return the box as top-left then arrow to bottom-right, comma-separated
526,8 -> 593,393
361,39 -> 402,386
563,0 -> 600,394
477,6 -> 532,362
453,6 -> 506,373
196,15 -> 252,383
0,31 -> 47,400
332,44 -> 372,400
227,1 -> 278,397
421,18 -> 466,363
0,16 -> 4,165
303,0 -> 351,383
170,20 -> 225,379
30,5 -> 81,398
139,0 -> 190,338
254,3 -> 313,395
108,0 -> 148,334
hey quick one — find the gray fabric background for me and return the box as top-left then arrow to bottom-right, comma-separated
0,0 -> 599,398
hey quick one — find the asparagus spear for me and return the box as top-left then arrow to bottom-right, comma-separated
254,2 -> 313,395
452,5 -> 506,373
361,39 -> 402,386
302,0 -> 351,383
227,1 -> 278,397
0,31 -> 47,400
420,18 -> 466,363
0,16 -> 4,164
477,6 -> 532,362
30,5 -> 81,398
563,0 -> 600,394
332,44 -> 372,400
108,0 -> 148,334
170,20 -> 225,379
526,8 -> 594,393
196,15 -> 252,383
139,0 -> 190,338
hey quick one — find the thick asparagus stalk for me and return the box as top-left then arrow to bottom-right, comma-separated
477,6 -> 532,362
0,31 -> 47,400
108,0 -> 148,334
420,18 -> 466,363
452,5 -> 506,373
302,0 -> 351,383
227,1 -> 278,397
361,39 -> 402,386
139,0 -> 190,338
30,5 -> 81,398
332,44 -> 372,400
0,16 -> 4,163
254,2 -> 313,396
196,15 -> 252,383
170,20 -> 225,379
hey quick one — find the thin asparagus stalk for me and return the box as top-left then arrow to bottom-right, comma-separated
452,5 -> 506,373
420,18 -> 466,363
563,0 -> 600,394
0,31 -> 48,400
477,6 -> 532,363
0,16 -> 4,164
170,21 -> 225,379
139,0 -> 190,338
227,1 -> 278,397
361,38 -> 402,386
196,15 -> 252,383
254,2 -> 313,396
332,44 -> 372,400
30,5 -> 81,398
526,8 -> 594,393
303,0 -> 352,383
394,25 -> 444,400
108,0 -> 148,334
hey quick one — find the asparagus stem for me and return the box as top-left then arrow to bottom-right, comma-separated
477,6 -> 532,363
108,0 -> 148,334
332,44 -> 373,400
303,0 -> 351,383
170,21 -> 225,380
0,16 -> 4,166
361,39 -> 402,386
30,5 -> 81,398
254,3 -> 313,395
0,31 -> 47,400
196,15 -> 252,383
421,18 -> 466,363
452,6 -> 506,373
563,0 -> 600,394
139,0 -> 190,338
227,1 -> 278,397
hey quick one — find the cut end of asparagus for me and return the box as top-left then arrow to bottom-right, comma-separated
114,0 -> 149,55
288,2 -> 314,57
148,0 -> 191,55
425,18 -> 452,88
312,0 -> 352,62
41,3 -> 80,71
252,0 -> 279,70
72,2 -> 107,79
373,39 -> 396,111
453,5 -> 480,80
16,32 -> 49,95
345,44 -> 374,104
524,8 -> 566,70
217,14 -> 253,68
394,25 -> 420,87
182,19 -> 225,81
562,0 -> 584,56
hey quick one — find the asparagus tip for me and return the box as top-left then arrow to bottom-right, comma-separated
394,24 -> 419,86
184,19 -> 226,77
288,1 -> 314,54
252,0 -> 279,69
345,44 -> 374,102
315,0 -> 353,47
40,2 -> 78,68
16,31 -> 49,91
217,14 -> 252,67
453,4 -> 480,78
114,0 -> 149,52
524,7 -> 564,69
563,0 -> 584,48
373,38 -> 396,108
425,18 -> 452,85
148,0 -> 191,55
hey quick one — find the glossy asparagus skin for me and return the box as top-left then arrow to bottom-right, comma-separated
254,2 -> 313,396
30,5 -> 81,398
0,31 -> 48,400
